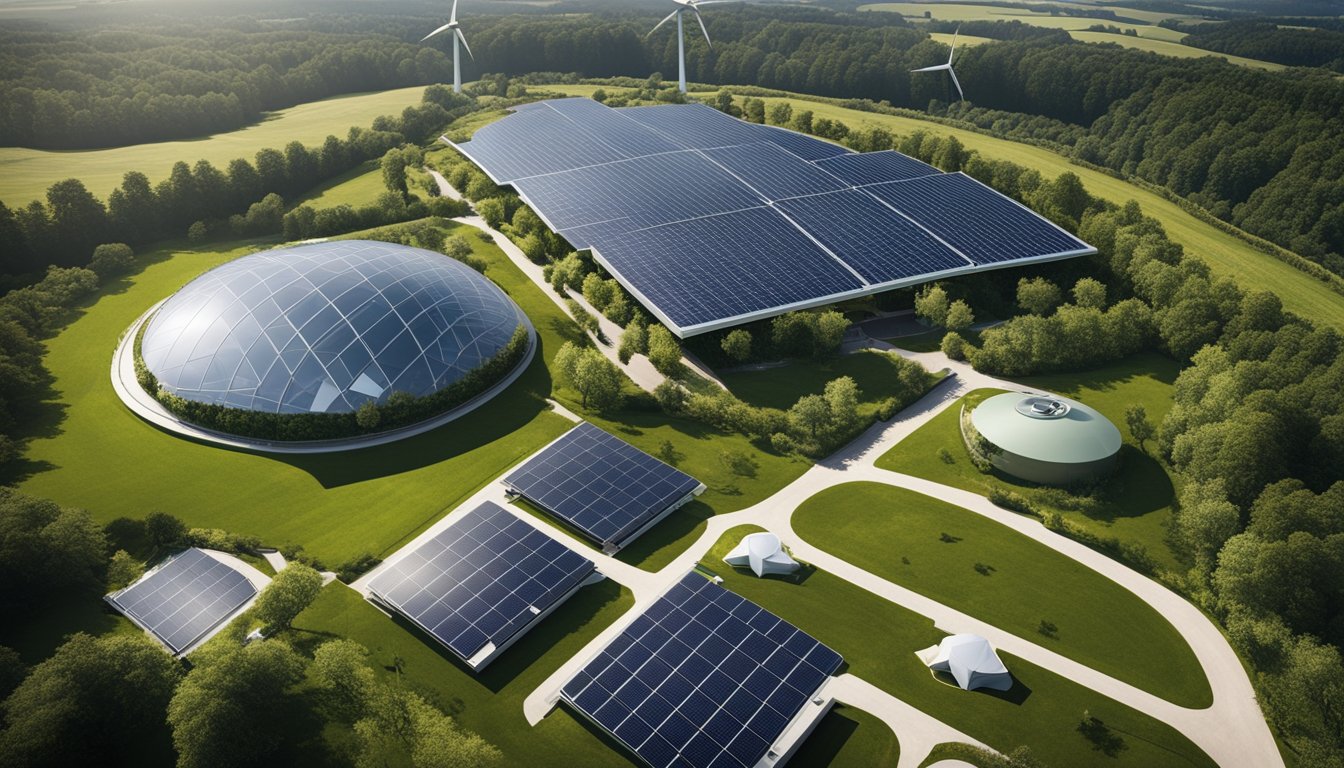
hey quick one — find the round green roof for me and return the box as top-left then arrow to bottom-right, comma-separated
970,392 -> 1121,465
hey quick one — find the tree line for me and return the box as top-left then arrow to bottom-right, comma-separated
1162,19 -> 1344,71
0,85 -> 473,280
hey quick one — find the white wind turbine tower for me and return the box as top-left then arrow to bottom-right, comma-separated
911,27 -> 965,102
422,0 -> 474,94
648,0 -> 731,94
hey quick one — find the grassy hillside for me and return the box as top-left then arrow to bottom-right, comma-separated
545,83 -> 1344,330
0,86 -> 427,206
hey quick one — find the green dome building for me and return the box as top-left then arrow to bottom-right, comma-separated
965,393 -> 1122,486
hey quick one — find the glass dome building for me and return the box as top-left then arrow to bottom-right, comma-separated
966,392 -> 1122,485
139,240 -> 526,416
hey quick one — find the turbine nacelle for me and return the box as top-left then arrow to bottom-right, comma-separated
910,27 -> 965,101
422,0 -> 473,93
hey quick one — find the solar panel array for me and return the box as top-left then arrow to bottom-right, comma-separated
107,548 -> 257,655
452,98 -> 1095,336
562,573 -> 843,768
367,501 -> 594,666
503,423 -> 703,551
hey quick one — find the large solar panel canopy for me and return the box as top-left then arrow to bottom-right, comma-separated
561,573 -> 843,768
106,547 -> 260,656
449,97 -> 1096,337
367,501 -> 595,670
503,422 -> 705,554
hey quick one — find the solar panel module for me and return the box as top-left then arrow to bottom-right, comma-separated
503,423 -> 705,553
447,97 -> 1098,338
105,548 -> 260,656
367,501 -> 595,670
561,573 -> 843,768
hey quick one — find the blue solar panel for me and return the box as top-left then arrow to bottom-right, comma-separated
700,143 -> 848,201
756,124 -> 851,162
107,548 -> 257,655
591,207 -> 865,333
622,103 -> 771,151
510,151 -> 763,233
367,501 -> 594,666
542,98 -> 684,159
562,573 -> 843,768
454,107 -> 625,182
774,190 -> 970,284
814,150 -> 940,186
866,172 -> 1092,265
503,423 -> 703,550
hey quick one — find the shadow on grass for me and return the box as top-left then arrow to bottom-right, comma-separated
0,590 -> 126,663
615,500 -> 713,571
381,577 -> 624,696
981,443 -> 1173,522
787,708 -> 862,767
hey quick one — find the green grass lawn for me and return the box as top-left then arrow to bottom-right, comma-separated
546,84 -> 1344,330
706,525 -> 1216,768
1066,30 -> 1285,70
719,349 -> 940,420
287,579 -> 638,766
0,86 -> 428,206
876,352 -> 1184,572
793,482 -> 1210,707
792,704 -> 900,767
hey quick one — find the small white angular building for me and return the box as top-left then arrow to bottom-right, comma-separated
723,532 -> 800,577
917,634 -> 1013,691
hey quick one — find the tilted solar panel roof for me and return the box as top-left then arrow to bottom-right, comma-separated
503,422 -> 703,550
367,501 -> 594,667
140,240 -> 526,415
450,98 -> 1096,337
107,548 -> 258,655
562,573 -> 843,768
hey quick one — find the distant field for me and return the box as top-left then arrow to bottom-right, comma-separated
0,86 -> 427,206
929,31 -> 994,47
859,2 -> 1192,42
548,83 -> 1344,330
1068,30 -> 1285,70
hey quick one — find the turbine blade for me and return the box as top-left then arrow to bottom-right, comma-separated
421,21 -> 454,42
949,25 -> 959,65
948,66 -> 965,101
648,9 -> 678,37
693,8 -> 712,48
911,64 -> 949,72
450,0 -> 459,25
457,28 -> 473,60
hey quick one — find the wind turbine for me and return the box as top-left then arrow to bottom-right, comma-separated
422,0 -> 473,94
648,0 -> 730,94
911,27 -> 965,102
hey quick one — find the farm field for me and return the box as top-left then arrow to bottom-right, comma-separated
0,86 -> 427,206
1068,30 -> 1285,70
545,83 -> 1344,330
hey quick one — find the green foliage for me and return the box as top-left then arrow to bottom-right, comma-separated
720,329 -> 752,363
253,563 -> 324,632
476,197 -> 507,229
0,633 -> 183,765
167,639 -> 308,768
88,242 -> 134,279
914,284 -> 950,326
944,299 -> 974,332
0,646 -> 23,702
355,400 -> 381,431
1124,403 -> 1155,450
145,511 -> 187,551
0,489 -> 107,615
1073,277 -> 1108,309
1174,479 -> 1239,574
646,324 -> 683,375
617,320 -> 647,365
941,331 -> 970,361
106,549 -> 143,590
552,342 -> 622,412
769,310 -> 849,359
1017,277 -> 1062,316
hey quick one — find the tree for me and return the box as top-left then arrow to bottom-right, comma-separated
1177,479 -> 1241,573
941,331 -> 970,360
107,549 -> 143,590
1124,404 -> 1155,451
646,325 -> 683,375
381,147 -> 411,197
914,284 -> 950,326
1073,277 -> 1107,309
944,299 -> 974,331
823,376 -> 861,433
355,400 -> 381,431
618,321 -> 647,365
570,349 -> 623,411
89,243 -> 134,279
312,639 -> 375,717
767,102 -> 792,127
476,198 -> 507,229
107,171 -> 160,243
443,235 -> 473,263
253,562 -> 324,632
168,640 -> 308,768
791,109 -> 813,134
721,329 -> 752,362
0,633 -> 182,765
46,179 -> 107,265
812,311 -> 850,356
1017,277 -> 1061,316
145,511 -> 187,551
715,89 -> 735,114
0,490 -> 107,614
788,394 -> 830,439
0,646 -> 23,701
743,98 -> 766,124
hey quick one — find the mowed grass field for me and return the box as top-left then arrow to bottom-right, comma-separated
877,353 -> 1183,570
793,482 -> 1210,707
0,86 -> 427,206
1067,30 -> 1285,70
704,525 -> 1217,768
546,83 -> 1344,330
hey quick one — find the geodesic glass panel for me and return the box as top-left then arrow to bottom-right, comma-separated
140,240 -> 525,415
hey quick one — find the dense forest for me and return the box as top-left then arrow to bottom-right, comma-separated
1165,19 -> 1344,71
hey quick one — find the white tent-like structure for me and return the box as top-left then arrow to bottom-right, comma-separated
917,634 -> 1013,691
723,532 -> 799,577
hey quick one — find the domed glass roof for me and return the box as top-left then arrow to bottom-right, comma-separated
971,392 -> 1121,464
140,240 -> 525,415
